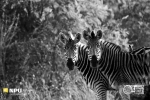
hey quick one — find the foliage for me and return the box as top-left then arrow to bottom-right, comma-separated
0,0 -> 150,100
111,0 -> 150,48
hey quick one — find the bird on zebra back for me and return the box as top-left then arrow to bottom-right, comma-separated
59,32 -> 117,100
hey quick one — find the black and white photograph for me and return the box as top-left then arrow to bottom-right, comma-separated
0,0 -> 150,100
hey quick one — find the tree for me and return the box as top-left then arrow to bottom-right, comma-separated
1,0 -> 149,100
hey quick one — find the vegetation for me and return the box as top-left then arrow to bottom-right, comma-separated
0,0 -> 150,100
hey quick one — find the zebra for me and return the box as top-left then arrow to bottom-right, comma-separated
83,30 -> 122,68
82,29 -> 150,86
129,44 -> 150,55
59,32 -> 116,100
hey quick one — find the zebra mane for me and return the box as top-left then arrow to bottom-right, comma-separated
130,46 -> 150,54
100,40 -> 150,57
99,40 -> 122,52
100,40 -> 150,67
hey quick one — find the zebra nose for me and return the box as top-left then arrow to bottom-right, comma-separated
67,58 -> 74,70
91,55 -> 98,68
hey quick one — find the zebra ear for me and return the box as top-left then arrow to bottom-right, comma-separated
96,30 -> 102,39
129,45 -> 133,52
59,33 -> 67,44
83,30 -> 89,40
74,33 -> 81,43
87,27 -> 91,32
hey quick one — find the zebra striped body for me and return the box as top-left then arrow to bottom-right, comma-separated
98,40 -> 150,86
82,29 -> 150,100
129,45 -> 150,54
59,33 -> 116,100
83,29 -> 150,86
75,46 -> 116,100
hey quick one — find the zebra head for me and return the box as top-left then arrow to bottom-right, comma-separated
60,33 -> 81,70
83,29 -> 102,68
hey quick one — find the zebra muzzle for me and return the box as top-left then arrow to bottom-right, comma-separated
91,55 -> 98,68
67,58 -> 74,70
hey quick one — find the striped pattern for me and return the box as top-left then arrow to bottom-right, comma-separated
60,33 -> 116,100
97,40 -> 150,86
129,45 -> 150,54
74,46 -> 116,100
